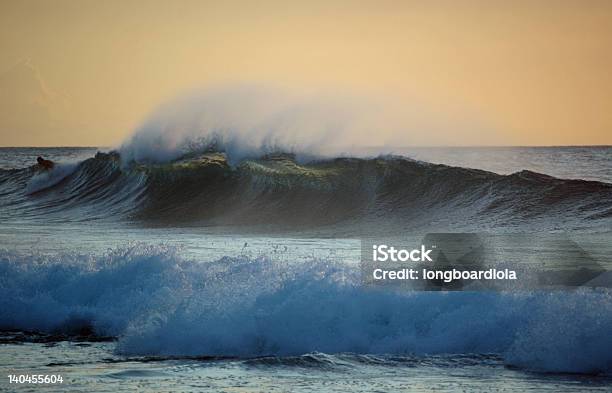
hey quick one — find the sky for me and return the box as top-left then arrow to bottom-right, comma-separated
0,0 -> 611,147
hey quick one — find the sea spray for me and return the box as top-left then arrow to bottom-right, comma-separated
119,86 -> 408,165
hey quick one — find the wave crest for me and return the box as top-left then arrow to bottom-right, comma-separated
119,86 -> 404,165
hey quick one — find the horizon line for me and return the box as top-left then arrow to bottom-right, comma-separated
1,144 -> 611,149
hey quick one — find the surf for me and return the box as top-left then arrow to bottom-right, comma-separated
0,244 -> 610,375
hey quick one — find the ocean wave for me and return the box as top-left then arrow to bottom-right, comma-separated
0,244 -> 610,375
25,162 -> 80,194
1,151 -> 611,231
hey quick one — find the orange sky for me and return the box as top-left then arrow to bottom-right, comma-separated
1,0 -> 611,147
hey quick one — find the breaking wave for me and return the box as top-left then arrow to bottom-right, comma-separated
0,244 -> 610,375
0,150 -> 610,232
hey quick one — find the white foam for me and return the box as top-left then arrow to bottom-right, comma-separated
0,244 -> 610,375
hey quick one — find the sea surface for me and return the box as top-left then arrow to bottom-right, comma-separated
1,146 -> 611,392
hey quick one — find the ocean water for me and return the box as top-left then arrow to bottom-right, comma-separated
0,146 -> 611,392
